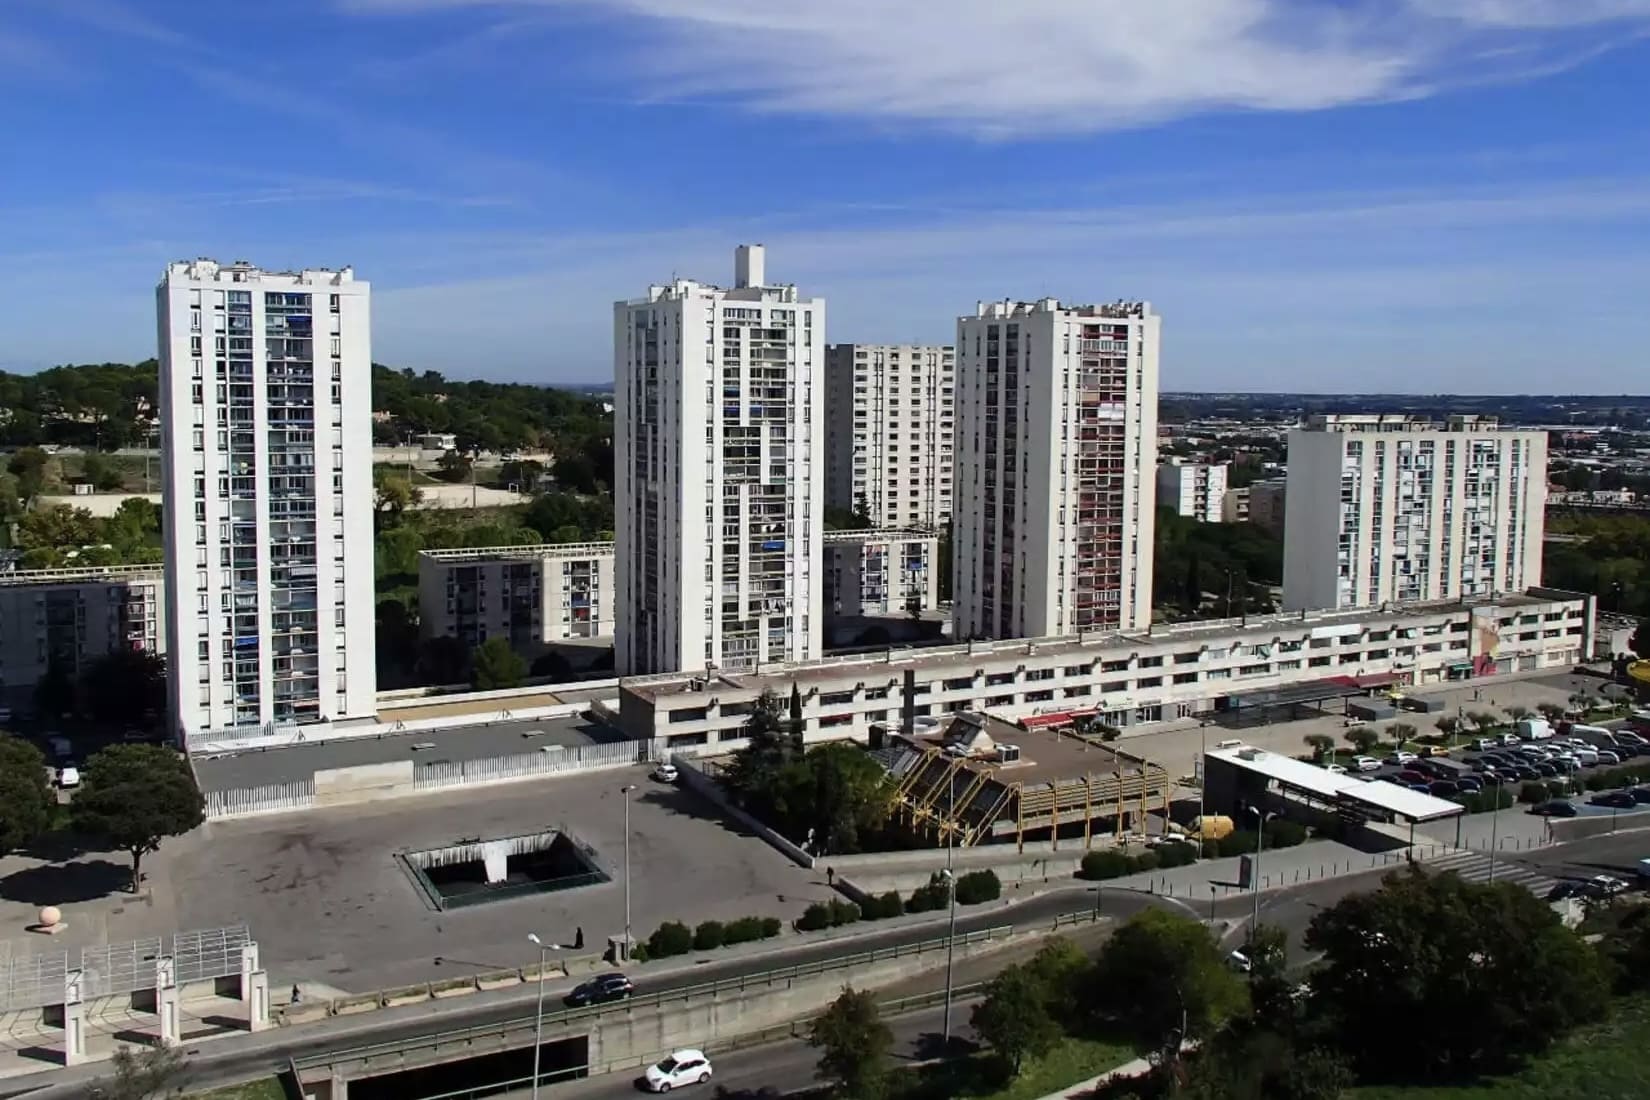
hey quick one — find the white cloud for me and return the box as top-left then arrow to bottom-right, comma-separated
343,0 -> 1650,134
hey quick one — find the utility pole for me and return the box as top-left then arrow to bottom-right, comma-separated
941,776 -> 958,1046
620,784 -> 636,959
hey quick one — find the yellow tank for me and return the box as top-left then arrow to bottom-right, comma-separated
1188,814 -> 1234,840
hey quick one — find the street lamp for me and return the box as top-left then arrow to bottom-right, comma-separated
1244,806 -> 1273,937
940,776 -> 959,1046
620,784 -> 637,961
526,933 -> 562,1100
1486,773 -> 1503,883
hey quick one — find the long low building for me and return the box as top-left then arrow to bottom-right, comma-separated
418,544 -> 617,651
0,563 -> 166,710
615,588 -> 1594,751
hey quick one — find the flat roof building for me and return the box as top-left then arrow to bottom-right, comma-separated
418,543 -> 617,652
0,564 -> 165,712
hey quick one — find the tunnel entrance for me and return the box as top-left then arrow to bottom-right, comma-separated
399,829 -> 608,911
349,1033 -> 589,1099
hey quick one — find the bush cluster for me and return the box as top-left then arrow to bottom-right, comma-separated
858,891 -> 906,920
1078,843 -> 1192,880
796,898 -> 861,932
1582,762 -> 1650,792
954,869 -> 1002,905
906,876 -> 951,913
1519,781 -> 1551,804
647,914 -> 782,958
1457,787 -> 1515,814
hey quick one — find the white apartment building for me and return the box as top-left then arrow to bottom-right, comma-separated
953,299 -> 1160,640
616,589 -> 1592,748
823,529 -> 941,617
614,245 -> 824,675
0,565 -> 165,711
824,344 -> 955,529
1283,415 -> 1547,612
157,259 -> 377,740
418,544 -> 617,649
1220,486 -> 1251,524
1157,460 -> 1228,522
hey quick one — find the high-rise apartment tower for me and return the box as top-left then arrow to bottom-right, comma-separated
1282,414 -> 1547,610
953,299 -> 1160,640
157,259 -> 377,740
824,344 -> 955,529
614,245 -> 824,675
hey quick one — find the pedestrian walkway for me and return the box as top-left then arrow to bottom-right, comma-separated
1421,848 -> 1560,897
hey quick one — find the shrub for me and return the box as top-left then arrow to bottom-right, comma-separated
827,898 -> 861,926
1219,830 -> 1263,858
1128,850 -> 1161,873
692,920 -> 725,951
1201,838 -> 1223,859
1080,850 -> 1131,881
954,869 -> 1002,905
722,917 -> 764,945
759,916 -> 782,939
796,903 -> 834,932
859,891 -> 905,920
1155,841 -> 1198,868
646,920 -> 694,958
1519,781 -> 1550,804
1264,820 -> 1308,849
906,875 -> 951,913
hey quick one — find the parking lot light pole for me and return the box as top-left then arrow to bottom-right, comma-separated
1487,775 -> 1501,883
1245,807 -> 1267,938
620,784 -> 637,960
526,934 -> 561,1100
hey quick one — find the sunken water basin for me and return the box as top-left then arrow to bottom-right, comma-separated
399,829 -> 609,910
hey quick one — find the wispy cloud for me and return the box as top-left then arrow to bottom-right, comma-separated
343,0 -> 1650,135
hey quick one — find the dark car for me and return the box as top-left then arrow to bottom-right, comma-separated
1547,881 -> 1586,901
1509,765 -> 1541,782
1590,790 -> 1639,810
1428,780 -> 1460,797
1529,799 -> 1578,818
1629,787 -> 1650,805
1454,776 -> 1483,793
564,972 -> 634,1007
1533,762 -> 1560,778
1406,782 -> 1431,794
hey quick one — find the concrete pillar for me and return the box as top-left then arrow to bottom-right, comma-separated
155,956 -> 179,1047
248,970 -> 270,1032
62,969 -> 86,1067
330,1067 -> 349,1100
240,942 -> 260,1000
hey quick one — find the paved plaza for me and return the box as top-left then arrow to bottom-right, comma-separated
0,766 -> 819,995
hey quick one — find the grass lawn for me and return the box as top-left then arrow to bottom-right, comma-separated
1353,994 -> 1650,1100
189,1080 -> 287,1100
891,1036 -> 1136,1100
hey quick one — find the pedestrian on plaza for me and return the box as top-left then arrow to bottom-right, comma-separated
574,926 -> 584,950
290,984 -> 301,1004
826,866 -> 835,887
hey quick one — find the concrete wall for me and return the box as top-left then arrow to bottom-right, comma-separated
313,760 -> 415,806
674,757 -> 815,868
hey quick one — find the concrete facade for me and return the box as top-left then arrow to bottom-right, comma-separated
824,343 -> 955,530
1157,460 -> 1227,522
953,299 -> 1159,641
615,246 -> 824,676
822,529 -> 941,617
616,589 -> 1593,750
157,260 -> 377,740
417,543 -> 617,649
1247,477 -> 1287,537
1283,415 -> 1547,611
1220,486 -> 1250,524
0,565 -> 165,710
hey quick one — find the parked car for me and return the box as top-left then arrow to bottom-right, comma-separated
1529,799 -> 1577,818
1227,949 -> 1252,972
1352,756 -> 1382,772
1406,782 -> 1432,794
1429,780 -> 1460,797
55,764 -> 80,789
1533,762 -> 1559,778
1596,750 -> 1623,766
1629,787 -> 1650,805
645,1049 -> 714,1092
1508,765 -> 1541,782
1547,881 -> 1587,901
1397,769 -> 1429,785
565,973 -> 634,1007
1325,763 -> 1347,775
1583,875 -> 1631,899
1497,733 -> 1521,747
1473,737 -> 1498,752
1454,776 -> 1483,793
652,762 -> 680,783
1385,751 -> 1419,766
1591,790 -> 1639,810
1418,744 -> 1453,757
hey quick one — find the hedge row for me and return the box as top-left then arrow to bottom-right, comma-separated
796,898 -> 862,932
643,915 -> 782,959
1457,787 -> 1516,814
1079,841 -> 1198,881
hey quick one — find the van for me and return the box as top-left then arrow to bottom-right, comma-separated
1571,724 -> 1619,749
1515,718 -> 1553,741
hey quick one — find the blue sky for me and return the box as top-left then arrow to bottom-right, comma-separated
3,0 -> 1649,392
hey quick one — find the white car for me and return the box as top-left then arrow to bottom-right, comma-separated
1227,949 -> 1252,972
1352,756 -> 1382,772
652,762 -> 679,783
1325,763 -> 1347,775
644,1048 -> 712,1092
1384,751 -> 1418,766
56,765 -> 80,789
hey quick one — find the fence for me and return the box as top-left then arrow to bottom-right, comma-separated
0,925 -> 251,1013
413,739 -> 662,791
205,780 -> 316,820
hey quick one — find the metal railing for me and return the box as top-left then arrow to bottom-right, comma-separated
292,924 -> 1014,1071
0,925 -> 251,1012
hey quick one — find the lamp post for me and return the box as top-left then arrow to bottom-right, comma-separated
940,777 -> 958,1046
1245,806 -> 1271,938
620,784 -> 637,960
526,933 -> 562,1100
1487,773 -> 1501,883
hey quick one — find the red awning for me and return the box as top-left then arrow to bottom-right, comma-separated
1019,709 -> 1098,729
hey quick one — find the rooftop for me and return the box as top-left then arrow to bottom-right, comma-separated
164,259 -> 357,286
622,589 -> 1576,702
821,528 -> 940,545
419,542 -> 615,564
0,563 -> 164,587
971,298 -> 1153,320
1207,745 -> 1463,823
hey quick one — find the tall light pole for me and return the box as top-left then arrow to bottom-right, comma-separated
941,775 -> 958,1045
526,933 -> 561,1100
1487,773 -> 1501,883
1245,806 -> 1269,938
620,784 -> 637,960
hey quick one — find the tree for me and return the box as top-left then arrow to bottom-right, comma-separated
8,446 -> 49,501
470,637 -> 526,691
373,469 -> 422,517
417,635 -> 471,685
79,649 -> 166,726
723,689 -> 795,806
80,452 -> 122,492
435,449 -> 472,483
89,1042 -> 187,1099
1434,715 -> 1461,742
1304,867 -> 1607,1082
809,986 -> 892,1098
1303,734 -> 1334,763
1387,722 -> 1417,746
1182,1028 -> 1352,1100
1537,701 -> 1566,723
759,743 -> 894,854
71,745 -> 204,892
0,735 -> 54,857
1467,710 -> 1499,734
1088,909 -> 1247,1068
1503,704 -> 1531,724
973,964 -> 1062,1075
1344,727 -> 1378,756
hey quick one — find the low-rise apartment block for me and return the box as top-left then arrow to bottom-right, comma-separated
0,565 -> 166,710
1157,461 -> 1228,522
1248,477 -> 1287,537
1220,486 -> 1250,524
616,589 -> 1592,750
418,544 -> 617,651
823,529 -> 940,617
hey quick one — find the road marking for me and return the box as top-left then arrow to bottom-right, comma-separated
1422,849 -> 1560,896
